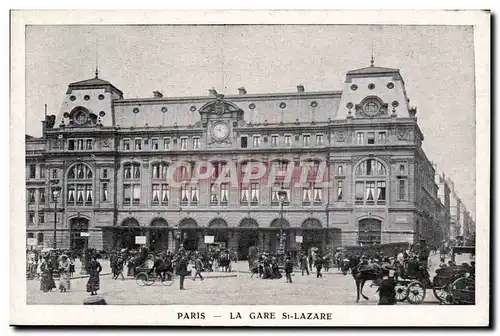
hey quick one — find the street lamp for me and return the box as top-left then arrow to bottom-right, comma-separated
278,189 -> 288,256
51,182 -> 62,249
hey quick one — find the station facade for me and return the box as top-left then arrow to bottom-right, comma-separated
26,63 -> 445,257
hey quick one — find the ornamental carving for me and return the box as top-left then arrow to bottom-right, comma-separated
101,138 -> 110,148
397,130 -> 409,140
355,96 -> 389,118
335,131 -> 346,142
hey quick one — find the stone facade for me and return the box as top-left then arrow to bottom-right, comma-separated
26,64 -> 448,257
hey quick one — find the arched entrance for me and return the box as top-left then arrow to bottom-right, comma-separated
358,218 -> 382,246
120,217 -> 141,249
269,218 -> 290,254
301,218 -> 323,253
207,218 -> 229,248
70,217 -> 89,253
238,218 -> 259,259
150,218 -> 168,251
179,218 -> 199,251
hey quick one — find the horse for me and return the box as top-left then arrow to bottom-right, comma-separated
352,262 -> 385,303
341,256 -> 360,275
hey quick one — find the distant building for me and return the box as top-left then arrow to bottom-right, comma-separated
26,62 -> 444,256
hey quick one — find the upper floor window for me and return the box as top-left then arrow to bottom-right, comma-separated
302,184 -> 322,205
284,135 -> 292,146
28,212 -> 35,225
28,189 -> 35,204
367,132 -> 375,144
134,138 -> 142,151
337,180 -> 344,201
152,183 -> 169,206
355,159 -> 387,206
151,138 -> 159,150
364,101 -> 379,114
39,188 -> 45,203
241,136 -> 248,148
193,137 -> 200,149
86,139 -> 93,150
356,132 -> 364,145
271,183 -> 290,206
52,169 -> 58,179
378,132 -> 387,143
102,182 -> 108,202
66,163 -> 94,206
29,165 -> 36,179
124,163 -> 141,180
337,165 -> 344,176
163,138 -> 171,150
303,135 -> 311,146
102,169 -> 108,179
250,183 -> 260,205
152,162 -> 169,180
356,159 -> 386,176
398,179 -> 406,200
68,163 -> 93,180
180,138 -> 188,150
399,164 -> 406,175
253,136 -> 261,148
123,139 -> 130,151
180,183 -> 198,206
38,211 -> 45,224
316,134 -> 324,145
40,165 -> 45,178
271,135 -> 279,147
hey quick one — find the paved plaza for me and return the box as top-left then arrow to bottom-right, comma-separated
27,259 -> 442,305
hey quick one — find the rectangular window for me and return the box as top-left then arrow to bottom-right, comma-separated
240,185 -> 249,205
271,135 -> 279,147
38,211 -> 45,224
52,169 -> 57,179
152,184 -> 160,205
123,139 -> 130,151
210,183 -> 218,205
132,184 -> 140,205
193,137 -> 200,149
29,165 -> 36,179
37,233 -> 43,244
123,166 -> 131,179
220,183 -> 229,205
316,134 -> 324,145
85,184 -> 93,205
253,136 -> 261,148
284,135 -> 291,146
377,181 -> 386,203
180,138 -> 188,150
28,212 -> 35,225
356,132 -> 364,145
161,185 -> 169,204
28,189 -> 35,203
366,182 -> 375,203
39,189 -> 45,203
86,139 -> 93,150
241,136 -> 248,148
337,180 -> 343,201
303,135 -> 310,146
313,186 -> 322,204
163,138 -> 171,150
190,185 -> 199,205
399,179 -> 406,200
133,165 -> 140,179
102,183 -> 108,202
67,185 -> 75,204
151,138 -> 159,150
102,169 -> 108,179
250,183 -> 259,205
367,132 -> 375,144
40,165 -> 45,178
180,184 -> 189,206
76,185 -> 84,205
123,185 -> 131,205
302,187 -> 311,205
68,139 -> 75,150
378,132 -> 387,143
77,139 -> 84,150
338,165 -> 344,176
355,181 -> 364,204
134,138 -> 142,151
399,164 -> 406,175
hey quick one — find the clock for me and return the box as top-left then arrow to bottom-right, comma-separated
211,122 -> 229,141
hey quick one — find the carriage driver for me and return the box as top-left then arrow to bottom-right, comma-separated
418,239 -> 430,265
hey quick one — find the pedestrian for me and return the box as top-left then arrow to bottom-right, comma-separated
177,255 -> 189,290
86,255 -> 102,296
192,254 -> 204,281
377,269 -> 397,305
284,256 -> 293,283
40,255 -> 56,292
114,255 -> 125,280
69,256 -> 75,278
58,255 -> 71,292
315,255 -> 323,278
300,254 -> 309,276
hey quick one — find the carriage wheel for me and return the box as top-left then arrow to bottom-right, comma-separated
394,282 -> 408,302
135,272 -> 149,286
406,281 -> 426,304
433,287 -> 453,304
450,277 -> 474,304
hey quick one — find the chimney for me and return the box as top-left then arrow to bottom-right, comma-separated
208,88 -> 218,96
238,87 -> 247,95
153,90 -> 163,98
297,84 -> 305,93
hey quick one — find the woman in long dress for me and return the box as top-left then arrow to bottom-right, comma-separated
58,255 -> 71,292
40,255 -> 56,292
86,255 -> 102,296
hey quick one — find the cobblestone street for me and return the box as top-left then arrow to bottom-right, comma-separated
27,261 -> 441,305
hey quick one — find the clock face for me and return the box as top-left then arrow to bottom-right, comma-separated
212,122 -> 229,140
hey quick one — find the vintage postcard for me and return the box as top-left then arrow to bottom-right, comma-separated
10,10 -> 490,326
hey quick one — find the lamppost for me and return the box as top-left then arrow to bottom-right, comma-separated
51,182 -> 62,249
278,189 -> 288,256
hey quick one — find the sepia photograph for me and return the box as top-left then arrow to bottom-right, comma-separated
10,10 -> 490,326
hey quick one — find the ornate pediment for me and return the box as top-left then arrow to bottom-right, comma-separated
355,96 -> 389,118
198,94 -> 242,116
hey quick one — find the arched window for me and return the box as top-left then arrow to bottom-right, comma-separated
123,163 -> 141,206
67,163 -> 93,206
358,219 -> 382,246
354,159 -> 387,205
151,162 -> 170,206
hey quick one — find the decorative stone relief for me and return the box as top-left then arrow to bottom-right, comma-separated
101,138 -> 110,148
397,129 -> 409,140
335,131 -> 346,142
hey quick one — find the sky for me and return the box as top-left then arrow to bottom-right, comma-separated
24,25 -> 476,217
